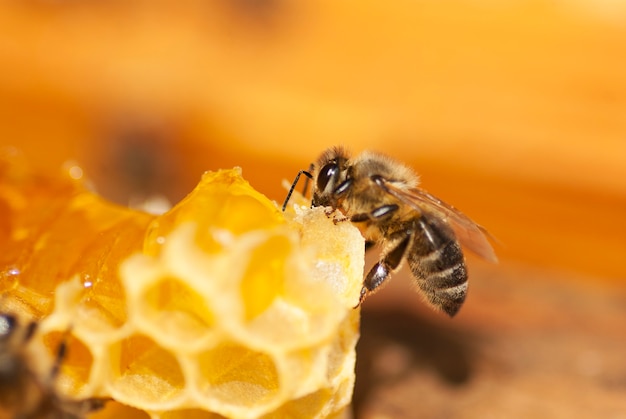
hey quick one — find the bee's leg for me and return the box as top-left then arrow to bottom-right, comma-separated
47,331 -> 70,383
62,397 -> 110,417
350,204 -> 399,224
356,233 -> 411,307
327,209 -> 349,224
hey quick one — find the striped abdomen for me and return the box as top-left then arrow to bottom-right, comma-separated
406,215 -> 468,316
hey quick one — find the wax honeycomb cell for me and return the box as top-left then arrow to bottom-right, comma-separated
195,342 -> 280,406
142,276 -> 216,342
0,155 -> 363,418
117,334 -> 185,396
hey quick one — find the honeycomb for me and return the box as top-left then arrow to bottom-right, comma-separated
0,152 -> 364,418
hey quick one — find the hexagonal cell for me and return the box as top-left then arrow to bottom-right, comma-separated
141,276 -> 215,344
260,387 -> 334,419
77,294 -> 128,333
240,235 -> 292,321
194,342 -> 280,407
41,331 -> 94,397
109,334 -> 185,404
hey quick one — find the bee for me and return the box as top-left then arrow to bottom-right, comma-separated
283,147 -> 497,316
0,311 -> 106,419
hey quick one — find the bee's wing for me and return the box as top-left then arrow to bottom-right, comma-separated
380,181 -> 498,263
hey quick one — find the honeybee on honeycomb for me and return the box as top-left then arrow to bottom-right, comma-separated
284,147 -> 497,316
0,311 -> 106,419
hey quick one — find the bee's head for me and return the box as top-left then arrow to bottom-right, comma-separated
0,313 -> 36,347
312,147 -> 351,208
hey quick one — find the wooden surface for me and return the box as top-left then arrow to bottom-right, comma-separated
0,1 -> 624,417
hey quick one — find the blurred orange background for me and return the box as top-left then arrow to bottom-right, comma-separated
1,0 -> 625,281
2,0 -> 624,282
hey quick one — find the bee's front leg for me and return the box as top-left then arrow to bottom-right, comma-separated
355,233 -> 411,308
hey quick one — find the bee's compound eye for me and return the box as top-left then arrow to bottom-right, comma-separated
0,314 -> 16,338
317,162 -> 338,191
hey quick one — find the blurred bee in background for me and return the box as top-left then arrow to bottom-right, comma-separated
283,147 -> 497,317
0,312 -> 106,419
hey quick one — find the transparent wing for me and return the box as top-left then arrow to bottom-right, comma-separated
379,180 -> 498,263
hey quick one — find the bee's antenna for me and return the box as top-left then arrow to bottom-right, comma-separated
282,168 -> 313,212
23,320 -> 37,343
